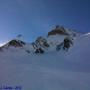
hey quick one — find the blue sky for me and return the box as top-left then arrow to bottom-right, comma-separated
0,0 -> 89,44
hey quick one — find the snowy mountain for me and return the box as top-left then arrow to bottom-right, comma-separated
0,26 -> 90,90
48,25 -> 80,37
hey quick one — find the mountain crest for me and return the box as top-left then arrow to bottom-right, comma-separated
48,25 -> 69,36
0,25 -> 80,53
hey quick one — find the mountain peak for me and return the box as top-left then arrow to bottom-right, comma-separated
48,25 -> 69,36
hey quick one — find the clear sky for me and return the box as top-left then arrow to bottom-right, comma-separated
0,0 -> 89,44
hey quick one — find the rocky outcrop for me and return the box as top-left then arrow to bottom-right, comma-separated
35,36 -> 50,48
0,39 -> 26,50
48,25 -> 69,36
8,39 -> 26,47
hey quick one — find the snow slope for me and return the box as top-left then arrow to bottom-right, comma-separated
0,34 -> 90,90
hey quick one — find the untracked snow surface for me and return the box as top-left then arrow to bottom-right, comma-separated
0,34 -> 90,90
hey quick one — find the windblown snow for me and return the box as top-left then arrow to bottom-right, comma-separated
0,33 -> 90,90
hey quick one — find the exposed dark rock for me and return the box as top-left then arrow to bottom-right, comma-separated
8,39 -> 26,47
35,48 -> 44,54
48,25 -> 69,36
35,36 -> 49,48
